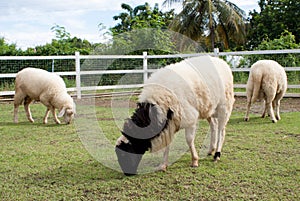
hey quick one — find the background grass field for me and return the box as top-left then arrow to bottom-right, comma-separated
0,99 -> 299,200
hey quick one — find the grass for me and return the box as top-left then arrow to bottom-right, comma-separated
0,101 -> 299,200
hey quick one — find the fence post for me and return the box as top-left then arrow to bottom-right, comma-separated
75,51 -> 81,99
51,59 -> 55,72
214,48 -> 219,57
143,51 -> 148,83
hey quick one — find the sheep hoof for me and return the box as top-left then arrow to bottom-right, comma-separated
158,164 -> 167,172
244,117 -> 249,122
208,148 -> 216,156
272,119 -> 277,123
191,161 -> 198,167
213,152 -> 221,162
29,119 -> 34,123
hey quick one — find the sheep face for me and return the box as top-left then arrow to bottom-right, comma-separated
115,103 -> 172,175
58,105 -> 75,124
63,108 -> 75,124
115,141 -> 143,176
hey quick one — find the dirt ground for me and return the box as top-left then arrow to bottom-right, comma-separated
79,95 -> 300,113
233,96 -> 300,113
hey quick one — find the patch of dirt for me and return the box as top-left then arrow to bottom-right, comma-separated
76,97 -> 137,108
233,96 -> 300,113
76,95 -> 300,113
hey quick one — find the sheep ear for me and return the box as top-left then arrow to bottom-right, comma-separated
58,107 -> 66,118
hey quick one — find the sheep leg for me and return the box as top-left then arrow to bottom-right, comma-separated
13,104 -> 19,123
185,126 -> 199,167
214,111 -> 228,161
24,97 -> 34,123
274,100 -> 281,121
261,100 -> 267,118
158,146 -> 169,172
274,91 -> 284,121
272,100 -> 278,119
43,108 -> 51,124
266,100 -> 276,123
244,98 -> 252,121
214,128 -> 225,162
207,117 -> 218,156
51,107 -> 61,124
13,91 -> 26,123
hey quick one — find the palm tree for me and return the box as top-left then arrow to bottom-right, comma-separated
164,0 -> 247,50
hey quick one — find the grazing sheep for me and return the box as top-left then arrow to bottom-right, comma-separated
14,68 -> 75,124
244,60 -> 287,123
115,56 -> 235,175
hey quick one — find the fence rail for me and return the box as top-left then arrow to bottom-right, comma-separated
1,49 -> 299,99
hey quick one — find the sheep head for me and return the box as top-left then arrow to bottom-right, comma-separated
115,102 -> 173,175
115,139 -> 144,176
58,101 -> 76,124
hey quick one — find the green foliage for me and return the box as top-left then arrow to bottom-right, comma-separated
36,37 -> 92,56
247,0 -> 300,49
110,3 -> 174,36
95,3 -> 180,86
18,25 -> 94,56
256,31 -> 300,51
107,3 -> 176,55
241,31 -> 300,84
0,38 -> 22,56
246,31 -> 300,65
51,24 -> 71,41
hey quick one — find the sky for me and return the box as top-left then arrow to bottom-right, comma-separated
0,0 -> 260,50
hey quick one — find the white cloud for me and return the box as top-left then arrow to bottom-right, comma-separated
2,31 -> 53,49
0,0 -> 260,50
229,0 -> 260,12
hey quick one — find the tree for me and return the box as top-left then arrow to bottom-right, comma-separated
110,3 -> 174,36
51,24 -> 71,41
240,31 -> 300,84
247,0 -> 300,49
164,0 -> 247,51
96,3 -> 179,86
23,25 -> 93,56
105,3 -> 176,55
251,31 -> 300,67
0,37 -> 21,56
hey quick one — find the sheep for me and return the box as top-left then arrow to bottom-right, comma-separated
244,60 -> 287,123
13,67 -> 75,124
115,56 -> 235,175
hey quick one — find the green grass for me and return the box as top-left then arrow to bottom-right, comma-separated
0,102 -> 299,200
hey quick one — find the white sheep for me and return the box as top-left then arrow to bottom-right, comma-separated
244,60 -> 287,123
115,56 -> 235,175
13,67 -> 75,124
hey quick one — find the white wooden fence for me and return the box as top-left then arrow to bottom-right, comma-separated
0,49 -> 299,99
